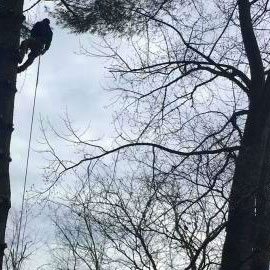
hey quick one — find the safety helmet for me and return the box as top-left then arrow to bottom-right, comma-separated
43,18 -> 50,24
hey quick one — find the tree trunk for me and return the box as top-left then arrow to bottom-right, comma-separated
221,87 -> 270,270
251,110 -> 270,270
221,107 -> 267,270
0,1 -> 24,269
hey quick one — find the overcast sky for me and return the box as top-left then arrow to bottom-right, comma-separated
8,1 -> 114,267
12,1 -> 114,197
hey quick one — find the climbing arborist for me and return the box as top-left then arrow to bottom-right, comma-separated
18,18 -> 53,73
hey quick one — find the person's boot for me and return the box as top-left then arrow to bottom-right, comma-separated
17,54 -> 36,73
17,40 -> 28,63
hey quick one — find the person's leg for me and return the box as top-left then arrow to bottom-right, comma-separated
17,39 -> 43,73
17,51 -> 38,73
18,39 -> 30,63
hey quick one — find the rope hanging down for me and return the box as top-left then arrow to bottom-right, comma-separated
15,56 -> 41,260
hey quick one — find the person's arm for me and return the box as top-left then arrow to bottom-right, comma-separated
30,22 -> 40,37
42,31 -> 53,54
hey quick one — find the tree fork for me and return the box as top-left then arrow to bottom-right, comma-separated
0,1 -> 24,269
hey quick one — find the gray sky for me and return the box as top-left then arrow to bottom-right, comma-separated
9,1 -> 114,267
12,3 -> 113,198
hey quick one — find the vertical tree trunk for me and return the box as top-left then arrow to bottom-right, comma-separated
221,109 -> 266,270
251,111 -> 270,270
221,94 -> 270,270
0,1 -> 24,269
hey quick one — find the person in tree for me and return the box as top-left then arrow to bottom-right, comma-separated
18,18 -> 53,73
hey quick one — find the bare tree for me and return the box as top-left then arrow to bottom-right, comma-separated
42,124 -> 231,270
49,204 -> 107,270
3,208 -> 37,270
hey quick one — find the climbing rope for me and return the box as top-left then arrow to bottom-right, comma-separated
15,56 -> 41,260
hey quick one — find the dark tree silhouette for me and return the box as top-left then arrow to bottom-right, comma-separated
0,1 -> 24,269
